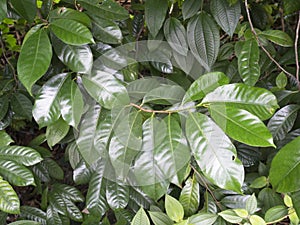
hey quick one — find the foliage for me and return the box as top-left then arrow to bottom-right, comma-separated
0,0 -> 300,224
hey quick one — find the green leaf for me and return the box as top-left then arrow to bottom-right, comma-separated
250,176 -> 268,189
0,0 -> 7,21
106,180 -> 129,210
50,19 -> 94,45
188,212 -> 218,225
264,206 -> 288,223
246,194 -> 257,214
10,93 -> 33,120
238,39 -> 260,86
33,73 -> 69,128
149,211 -> 173,225
201,83 -> 279,120
269,136 -> 300,192
0,96 -> 9,121
0,159 -> 35,186
0,176 -> 19,214
249,215 -> 266,225
218,209 -> 243,223
43,158 -> 64,180
210,0 -> 241,37
127,77 -> 161,101
9,221 -> 41,225
187,12 -> 220,71
91,16 -> 122,44
276,72 -> 287,89
209,105 -> 275,147
165,195 -> 184,222
164,17 -> 188,56
47,204 -> 63,225
17,29 -> 52,95
183,72 -> 229,103
179,176 -> 200,217
182,0 -> 202,20
0,146 -> 42,166
46,117 -> 70,147
0,130 -> 14,146
291,191 -> 300,218
131,207 -> 150,225
260,30 -> 293,47
145,0 -> 168,37
9,0 -> 36,23
258,188 -> 284,213
52,35 -> 93,73
20,206 -> 47,224
283,0 -> 300,15
63,197 -> 83,222
186,112 -> 244,192
267,105 -> 300,141
82,70 -> 129,109
221,195 -> 250,209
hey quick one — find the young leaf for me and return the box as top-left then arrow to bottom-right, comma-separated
186,112 -> 244,193
218,209 -> 243,223
260,30 -> 293,47
210,0 -> 241,37
249,215 -> 266,225
246,194 -> 257,214
188,212 -> 218,225
187,12 -> 220,71
0,131 -> 14,146
17,29 -> 52,95
131,207 -> 150,225
209,105 -> 275,147
182,0 -> 202,20
276,72 -> 287,89
46,117 -> 70,147
165,195 -> 184,223
201,83 -> 279,120
145,0 -> 168,37
269,136 -> 300,193
50,19 -> 94,45
179,176 -> 200,217
149,211 -> 173,225
238,39 -> 260,86
291,191 -> 300,218
164,17 -> 188,56
0,176 -> 19,214
267,105 -> 300,141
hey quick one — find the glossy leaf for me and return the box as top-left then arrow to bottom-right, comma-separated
264,206 -> 288,223
50,19 -> 94,45
0,146 -> 42,166
131,207 -> 150,225
17,29 -> 52,95
221,195 -> 250,209
291,191 -> 300,218
267,104 -> 300,141
179,175 -> 200,217
47,204 -> 63,225
165,195 -> 184,222
127,78 -> 161,101
0,130 -> 14,146
218,210 -> 243,223
188,212 -> 218,225
186,112 -> 244,192
276,72 -> 287,89
187,12 -> 220,71
9,221 -> 41,225
9,0 -> 36,23
46,117 -> 70,147
249,215 -> 266,225
82,70 -> 129,109
238,39 -> 260,86
0,176 -> 19,214
183,72 -> 229,103
269,136 -> 300,192
10,93 -> 32,120
106,180 -> 129,210
43,159 -> 64,180
149,211 -> 173,225
182,0 -> 202,20
246,194 -> 257,214
145,0 -> 168,37
20,206 -> 47,224
0,0 -> 7,21
260,30 -> 293,47
201,83 -> 279,120
52,35 -> 93,73
209,105 -> 275,147
210,0 -> 241,37
164,17 -> 188,56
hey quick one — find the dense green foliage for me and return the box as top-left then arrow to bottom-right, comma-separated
0,0 -> 300,224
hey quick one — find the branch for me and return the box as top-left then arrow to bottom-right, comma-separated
244,0 -> 298,87
129,102 -> 197,114
295,11 -> 300,81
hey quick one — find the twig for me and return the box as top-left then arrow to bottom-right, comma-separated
244,0 -> 299,88
129,102 -> 197,114
295,11 -> 300,81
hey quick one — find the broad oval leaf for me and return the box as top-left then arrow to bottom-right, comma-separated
260,30 -> 293,47
0,131 -> 14,146
183,72 -> 229,103
182,0 -> 202,20
186,112 -> 244,192
201,83 -> 279,120
131,207 -> 150,225
209,105 -> 275,147
46,117 -> 70,147
10,93 -> 33,120
50,19 -> 94,45
20,206 -> 47,224
267,104 -> 300,141
165,195 -> 184,223
179,175 -> 200,217
0,176 -> 19,214
9,0 -> 36,23
164,17 -> 188,56
269,136 -> 300,192
264,206 -> 288,223
17,29 -> 52,94
188,212 -> 218,225
0,159 -> 35,186
43,158 -> 64,180
82,70 -> 129,109
47,204 -> 63,225
210,0 -> 241,37
0,146 -> 42,166
145,0 -> 168,37
187,12 -> 220,71
106,180 -> 129,210
149,211 -> 173,225
249,215 -> 266,225
238,39 -> 260,86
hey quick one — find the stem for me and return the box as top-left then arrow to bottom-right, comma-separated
129,102 -> 197,114
295,11 -> 300,81
244,0 -> 298,88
